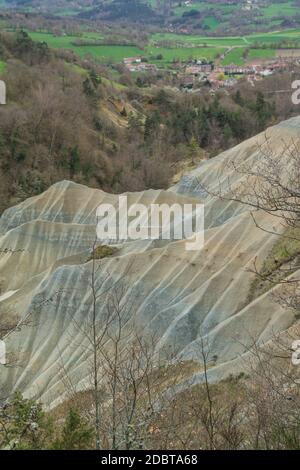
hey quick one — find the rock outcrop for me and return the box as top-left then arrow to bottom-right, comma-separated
1,117 -> 299,406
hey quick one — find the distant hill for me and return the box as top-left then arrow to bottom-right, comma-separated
78,0 -> 162,24
2,0 -> 161,22
2,1 -> 300,34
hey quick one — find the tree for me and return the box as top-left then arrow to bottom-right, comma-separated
63,240 -> 134,449
187,136 -> 200,164
99,311 -> 161,450
144,112 -> 160,143
89,70 -> 101,89
217,72 -> 225,81
155,89 -> 170,107
0,394 -> 94,450
0,248 -> 31,376
255,92 -> 274,131
53,409 -> 93,450
69,146 -> 80,177
128,112 -> 143,135
0,393 -> 53,450
234,90 -> 244,106
58,242 -> 185,450
197,133 -> 300,311
83,77 -> 96,97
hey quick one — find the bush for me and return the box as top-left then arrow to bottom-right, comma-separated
53,409 -> 94,450
86,245 -> 118,262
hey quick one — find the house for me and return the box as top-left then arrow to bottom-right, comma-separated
180,76 -> 194,90
185,64 -> 213,76
125,62 -> 158,73
216,65 -> 254,75
123,57 -> 142,66
224,77 -> 238,87
260,69 -> 273,77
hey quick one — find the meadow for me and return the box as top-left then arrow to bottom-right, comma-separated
151,33 -> 246,46
147,46 -> 224,63
260,2 -> 298,18
23,27 -> 300,67
149,29 -> 300,65
174,1 -> 237,17
151,29 -> 300,46
28,31 -> 144,62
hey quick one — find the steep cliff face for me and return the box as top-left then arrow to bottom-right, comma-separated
1,117 -> 299,406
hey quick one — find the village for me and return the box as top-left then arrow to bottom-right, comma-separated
179,56 -> 298,90
123,52 -> 300,91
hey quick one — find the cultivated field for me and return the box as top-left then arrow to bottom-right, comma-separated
171,0 -> 300,32
16,27 -> 300,67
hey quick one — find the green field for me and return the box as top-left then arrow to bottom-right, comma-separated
172,0 -> 300,32
151,29 -> 300,46
174,1 -> 237,17
149,28 -> 300,65
220,47 -> 276,65
221,48 -> 246,66
27,31 -> 226,65
28,31 -> 144,62
247,48 -> 276,61
147,46 -> 224,63
261,2 -> 298,18
151,33 -> 246,46
21,28 -> 300,66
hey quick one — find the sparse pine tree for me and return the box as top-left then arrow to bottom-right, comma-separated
53,409 -> 94,450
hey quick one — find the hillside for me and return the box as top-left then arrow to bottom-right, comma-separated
1,0 -> 300,35
1,5 -> 300,452
2,28 -> 298,217
0,29 -> 177,213
3,0 -> 300,34
1,116 -> 299,407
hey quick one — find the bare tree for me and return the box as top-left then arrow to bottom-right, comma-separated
197,135 -> 300,313
0,247 -> 30,373
237,327 -> 300,449
59,239 -> 140,450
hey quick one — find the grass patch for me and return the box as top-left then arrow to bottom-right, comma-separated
247,48 -> 276,61
203,16 -> 220,31
0,60 -> 6,74
221,48 -> 246,66
261,1 -> 298,19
